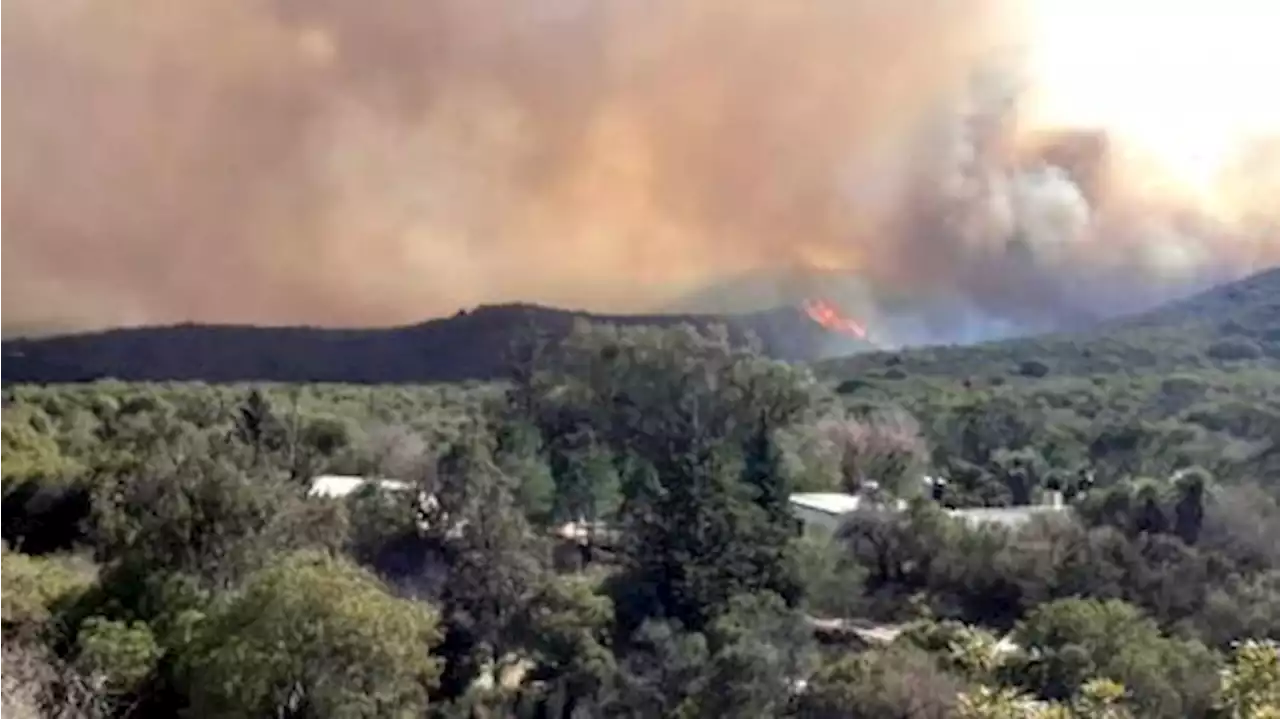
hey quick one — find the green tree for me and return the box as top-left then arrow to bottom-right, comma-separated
181,551 -> 443,718
991,447 -> 1049,506
681,592 -> 817,717
955,680 -> 1137,719
1173,467 -> 1211,546
1010,598 -> 1218,718
493,419 -> 557,525
795,644 -> 963,719
1,406 -> 80,482
1218,639 -> 1280,719
0,547 -> 96,637
794,532 -> 866,619
428,429 -> 547,698
90,444 -> 297,590
548,430 -> 622,527
898,619 -> 1006,683
955,685 -> 1050,719
1072,678 -> 1136,719
232,389 -> 286,468
603,620 -> 711,718
523,573 -> 617,716
523,323 -> 817,631
74,617 -> 161,698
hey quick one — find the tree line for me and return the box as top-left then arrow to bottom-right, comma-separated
3,321 -> 1279,717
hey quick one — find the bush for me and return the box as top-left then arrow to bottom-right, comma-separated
74,618 -> 161,696
794,533 -> 866,618
835,379 -> 869,395
180,551 -> 444,717
1207,339 -> 1263,361
1016,360 -> 1050,378
1161,374 -> 1207,397
1,548 -> 96,636
795,645 -> 963,719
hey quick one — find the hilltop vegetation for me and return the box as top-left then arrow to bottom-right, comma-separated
3,268 -> 1280,717
0,303 -> 848,384
823,267 -> 1280,382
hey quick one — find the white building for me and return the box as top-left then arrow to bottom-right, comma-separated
309,475 -> 621,546
789,492 -> 907,533
307,474 -> 412,499
788,488 -> 1068,534
947,490 -> 1067,529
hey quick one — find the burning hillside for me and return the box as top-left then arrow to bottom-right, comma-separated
803,299 -> 869,342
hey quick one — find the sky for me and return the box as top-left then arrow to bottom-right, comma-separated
1024,0 -> 1280,206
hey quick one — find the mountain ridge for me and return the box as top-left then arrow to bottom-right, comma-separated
4,267 -> 1276,386
0,303 -> 863,384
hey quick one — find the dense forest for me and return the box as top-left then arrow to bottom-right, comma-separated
3,268 -> 1280,717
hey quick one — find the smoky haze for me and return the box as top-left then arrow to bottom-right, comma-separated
3,0 -> 1277,344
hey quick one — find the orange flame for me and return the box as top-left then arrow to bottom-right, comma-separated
803,298 -> 869,340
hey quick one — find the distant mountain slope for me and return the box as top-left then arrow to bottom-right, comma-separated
664,266 -> 1084,347
1118,265 -> 1280,332
1,303 -> 865,384
816,266 -> 1280,384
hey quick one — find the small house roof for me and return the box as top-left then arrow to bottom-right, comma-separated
947,504 -> 1065,528
308,474 -> 412,499
789,492 -> 865,516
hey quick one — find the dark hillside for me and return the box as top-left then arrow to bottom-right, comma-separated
817,266 -> 1280,385
1,303 -> 859,384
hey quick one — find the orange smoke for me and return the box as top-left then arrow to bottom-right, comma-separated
2,0 -> 1277,338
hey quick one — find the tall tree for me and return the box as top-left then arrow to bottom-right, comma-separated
516,322 -> 818,631
1173,467 -> 1211,546
428,427 -> 547,698
232,389 -> 286,468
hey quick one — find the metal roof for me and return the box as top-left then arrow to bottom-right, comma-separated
789,492 -> 866,516
947,505 -> 1066,528
307,475 -> 412,499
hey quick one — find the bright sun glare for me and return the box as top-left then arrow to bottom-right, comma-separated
1024,0 -> 1280,205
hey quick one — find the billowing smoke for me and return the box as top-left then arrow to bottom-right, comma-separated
3,0 -> 1277,343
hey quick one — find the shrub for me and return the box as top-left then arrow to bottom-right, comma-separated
1017,360 -> 1050,378
1207,339 -> 1263,362
1,548 -> 96,636
180,551 -> 444,717
74,618 -> 161,696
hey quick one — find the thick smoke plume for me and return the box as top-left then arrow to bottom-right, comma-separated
4,0 -> 1277,343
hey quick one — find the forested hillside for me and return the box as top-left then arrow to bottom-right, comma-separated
0,303 -> 849,384
813,267 -> 1280,505
821,266 -> 1280,382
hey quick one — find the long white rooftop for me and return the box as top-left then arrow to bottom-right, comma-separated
788,492 -> 867,516
788,489 -> 1069,530
308,474 -> 412,499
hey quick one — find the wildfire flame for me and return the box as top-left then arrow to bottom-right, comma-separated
803,298 -> 869,341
